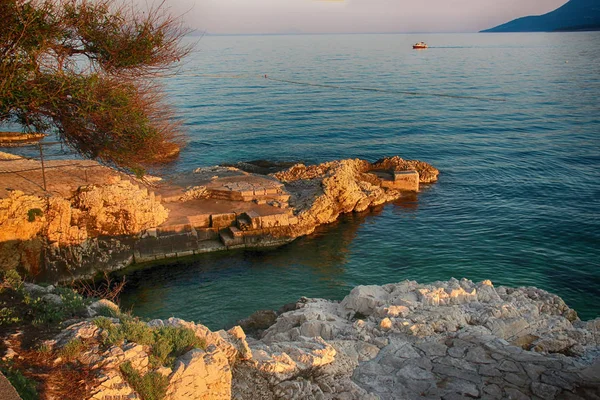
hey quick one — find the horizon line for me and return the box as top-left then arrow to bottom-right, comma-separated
188,31 -> 482,37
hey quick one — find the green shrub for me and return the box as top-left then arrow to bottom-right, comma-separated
93,316 -> 114,330
58,338 -> 86,361
149,336 -> 173,367
0,364 -> 39,400
94,305 -> 119,318
36,343 -> 52,355
122,320 -> 155,346
0,307 -> 21,326
104,323 -> 127,347
55,287 -> 89,315
120,361 -> 168,400
28,296 -> 64,326
25,287 -> 91,326
96,317 -> 206,367
150,326 -> 206,368
159,326 -> 206,357
1,270 -> 23,290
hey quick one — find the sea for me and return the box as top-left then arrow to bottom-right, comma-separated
115,32 -> 600,330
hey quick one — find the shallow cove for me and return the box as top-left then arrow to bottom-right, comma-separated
119,32 -> 600,330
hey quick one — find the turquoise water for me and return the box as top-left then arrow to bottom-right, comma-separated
120,33 -> 600,329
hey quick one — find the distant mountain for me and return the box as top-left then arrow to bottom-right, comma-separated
481,0 -> 600,32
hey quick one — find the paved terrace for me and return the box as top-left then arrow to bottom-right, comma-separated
0,154 -> 298,258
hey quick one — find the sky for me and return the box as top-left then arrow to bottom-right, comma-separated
163,0 -> 569,34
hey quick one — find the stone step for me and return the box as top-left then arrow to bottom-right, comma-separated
196,239 -> 226,252
157,186 -> 187,203
211,213 -> 237,229
219,228 -> 244,247
242,194 -> 291,204
188,214 -> 211,229
236,215 -> 253,231
206,188 -> 289,204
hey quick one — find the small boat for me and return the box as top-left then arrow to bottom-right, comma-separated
413,42 -> 428,49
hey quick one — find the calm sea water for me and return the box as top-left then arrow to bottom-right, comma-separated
120,33 -> 600,329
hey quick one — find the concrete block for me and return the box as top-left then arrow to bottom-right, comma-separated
158,224 -> 192,236
240,211 -> 261,230
196,240 -> 226,252
207,189 -> 242,201
245,210 -> 260,219
392,170 -> 419,192
211,213 -> 237,228
146,228 -> 158,238
236,216 -> 252,231
220,229 -> 244,247
196,228 -> 219,241
229,226 -> 243,237
259,214 -> 290,228
188,214 -> 211,228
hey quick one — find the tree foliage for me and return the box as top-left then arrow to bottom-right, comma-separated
0,0 -> 191,171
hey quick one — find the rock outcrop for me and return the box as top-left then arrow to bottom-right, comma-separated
271,157 -> 438,235
0,179 -> 168,278
242,278 -> 600,399
24,279 -> 599,400
1,155 -> 437,280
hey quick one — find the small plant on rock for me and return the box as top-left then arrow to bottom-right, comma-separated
27,208 -> 43,222
122,320 -> 155,346
1,270 -> 23,291
93,316 -> 114,330
95,317 -> 206,367
58,338 -> 87,362
120,361 -> 169,400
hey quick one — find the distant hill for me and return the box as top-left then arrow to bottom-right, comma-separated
481,0 -> 600,32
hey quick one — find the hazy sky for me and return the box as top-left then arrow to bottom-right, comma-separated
165,0 -> 568,34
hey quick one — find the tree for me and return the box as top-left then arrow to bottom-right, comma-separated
0,0 -> 191,173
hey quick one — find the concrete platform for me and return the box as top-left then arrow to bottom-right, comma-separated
0,156 -> 121,198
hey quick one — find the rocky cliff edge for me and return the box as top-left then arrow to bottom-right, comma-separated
7,278 -> 598,399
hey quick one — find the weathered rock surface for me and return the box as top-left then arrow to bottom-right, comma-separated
243,278 -> 600,399
0,179 -> 167,277
271,157 -> 438,238
44,279 -> 599,400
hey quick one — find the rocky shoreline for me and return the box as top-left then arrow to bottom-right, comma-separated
0,154 -> 438,281
3,278 -> 599,399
